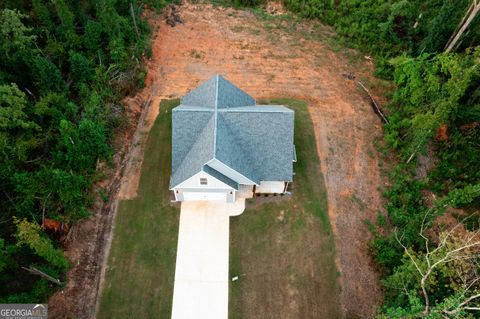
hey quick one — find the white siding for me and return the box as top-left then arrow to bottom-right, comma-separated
172,171 -> 235,202
237,184 -> 254,199
173,171 -> 234,190
255,181 -> 286,194
207,159 -> 256,185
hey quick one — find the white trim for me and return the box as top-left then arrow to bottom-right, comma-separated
173,170 -> 235,190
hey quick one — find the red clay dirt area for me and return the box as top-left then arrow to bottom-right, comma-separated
49,2 -> 387,318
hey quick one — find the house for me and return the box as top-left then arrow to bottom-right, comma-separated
170,75 -> 295,202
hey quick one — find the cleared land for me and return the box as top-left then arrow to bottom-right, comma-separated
229,98 -> 342,319
46,1 -> 388,318
117,3 -> 385,316
90,2 -> 387,318
97,100 -> 180,319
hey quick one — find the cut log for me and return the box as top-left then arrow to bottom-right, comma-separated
165,4 -> 183,27
130,2 -> 140,40
357,81 -> 389,124
22,267 -> 62,286
445,1 -> 480,52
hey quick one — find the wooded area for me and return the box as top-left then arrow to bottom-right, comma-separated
0,0 -> 165,303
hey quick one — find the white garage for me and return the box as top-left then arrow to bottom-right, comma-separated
182,191 -> 228,202
172,170 -> 236,202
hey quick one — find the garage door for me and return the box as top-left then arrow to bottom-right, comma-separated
183,192 -> 227,202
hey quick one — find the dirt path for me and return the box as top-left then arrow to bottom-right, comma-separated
120,3 -> 385,318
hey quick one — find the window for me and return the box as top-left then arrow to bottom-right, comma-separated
200,178 -> 208,185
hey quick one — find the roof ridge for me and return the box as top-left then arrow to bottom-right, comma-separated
218,105 -> 292,113
173,105 -> 215,112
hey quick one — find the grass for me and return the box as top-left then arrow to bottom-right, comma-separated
97,99 -> 180,319
98,98 -> 341,318
229,99 -> 342,318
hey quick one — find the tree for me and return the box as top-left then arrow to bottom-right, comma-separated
34,92 -> 78,127
69,51 -> 94,83
13,168 -> 89,222
31,56 -> 66,94
389,215 -> 480,317
55,119 -> 111,173
446,184 -> 480,208
0,84 -> 38,131
14,218 -> 69,271
0,84 -> 40,167
0,9 -> 36,59
0,238 -> 8,273
386,49 -> 480,163
83,20 -> 104,55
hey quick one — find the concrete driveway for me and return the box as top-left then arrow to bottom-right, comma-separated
171,200 -> 245,319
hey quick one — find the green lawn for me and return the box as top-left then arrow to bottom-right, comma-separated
229,99 -> 342,319
97,99 -> 180,319
98,98 -> 341,319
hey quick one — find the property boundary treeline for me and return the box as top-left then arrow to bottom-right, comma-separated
230,0 -> 480,317
0,0 -> 168,303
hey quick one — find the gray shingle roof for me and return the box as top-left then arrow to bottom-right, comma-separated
180,76 -> 217,109
181,75 -> 255,109
218,108 -> 294,182
216,75 -> 256,108
170,75 -> 294,189
171,112 -> 215,187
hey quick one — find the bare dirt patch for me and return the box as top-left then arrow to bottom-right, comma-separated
122,3 -> 385,317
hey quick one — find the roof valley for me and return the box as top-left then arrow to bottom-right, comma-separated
213,74 -> 219,158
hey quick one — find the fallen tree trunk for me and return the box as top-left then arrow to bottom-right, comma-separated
445,0 -> 480,52
357,81 -> 389,124
22,266 -> 62,286
130,2 -> 140,41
